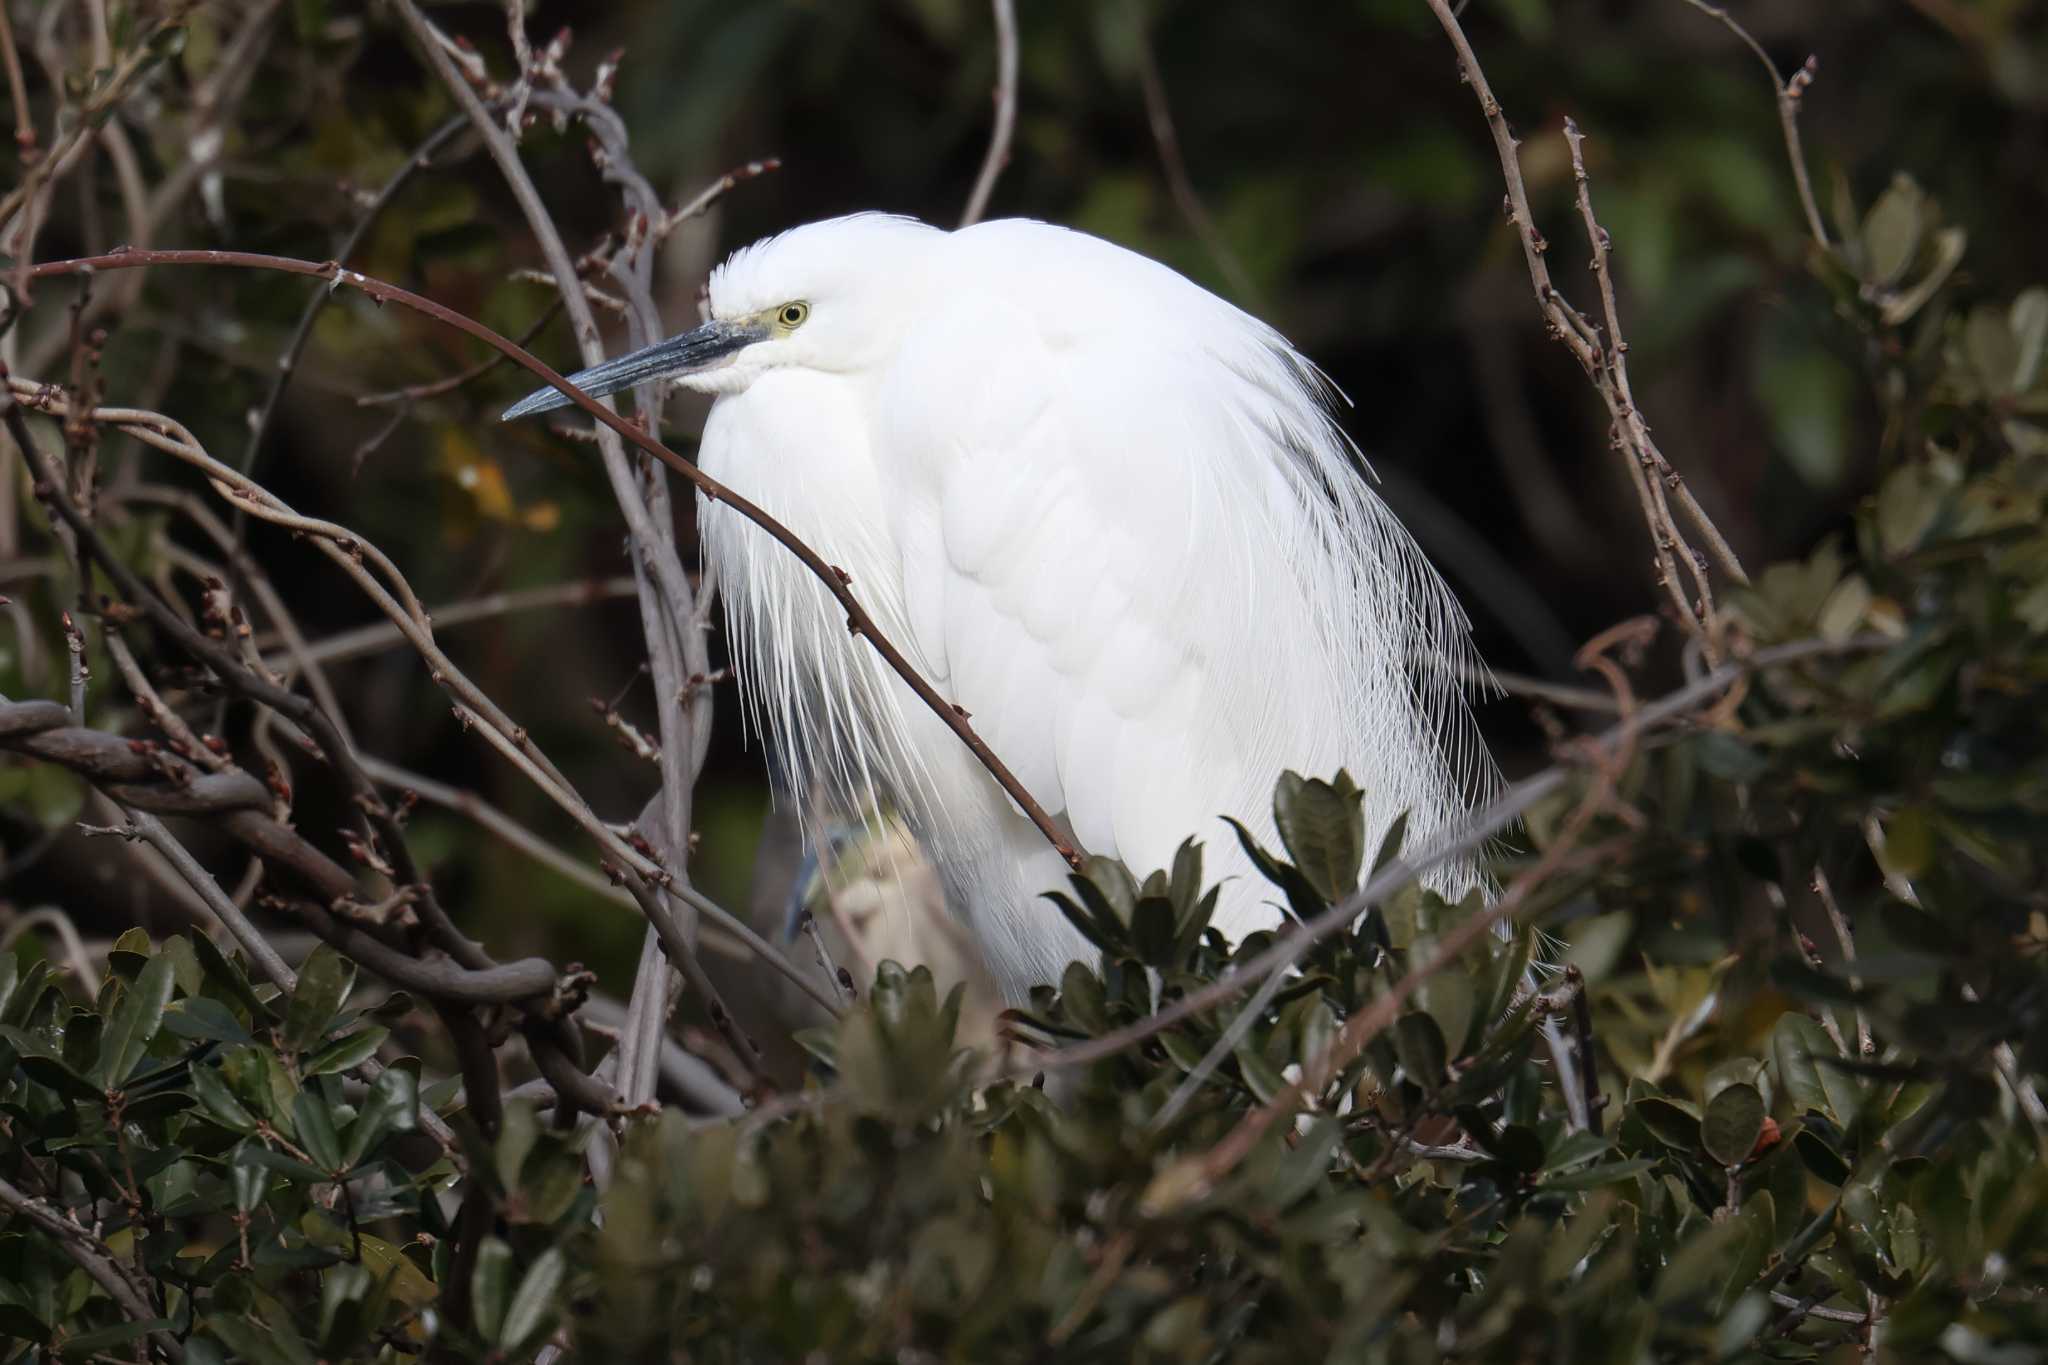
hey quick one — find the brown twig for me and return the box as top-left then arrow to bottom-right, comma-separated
1676,1 -> 1829,251
355,752 -> 841,1014
1131,11 -> 1260,305
20,248 -> 1085,870
1563,117 -> 1723,642
657,158 -> 782,241
0,1175 -> 182,1362
960,0 -> 1019,227
1421,0 -> 1748,631
354,296 -> 564,408
258,575 -> 636,670
0,1 -> 33,167
0,698 -> 560,1006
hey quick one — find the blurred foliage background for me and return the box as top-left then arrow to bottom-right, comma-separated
2,0 -> 2045,1026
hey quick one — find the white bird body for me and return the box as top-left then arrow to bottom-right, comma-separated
511,214 -> 1491,1001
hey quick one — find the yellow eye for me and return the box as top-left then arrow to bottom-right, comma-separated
777,301 -> 810,328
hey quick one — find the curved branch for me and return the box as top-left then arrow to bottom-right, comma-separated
0,1176 -> 183,1363
960,0 -> 1019,227
0,699 -> 564,1007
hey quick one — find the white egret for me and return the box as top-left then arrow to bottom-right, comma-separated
505,214 -> 1493,1002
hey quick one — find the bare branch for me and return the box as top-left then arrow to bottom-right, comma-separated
1676,1 -> 1829,251
1132,16 -> 1260,304
0,1176 -> 183,1362
1421,0 -> 1749,639
258,576 -> 638,671
236,112 -> 477,479
959,0 -> 1019,227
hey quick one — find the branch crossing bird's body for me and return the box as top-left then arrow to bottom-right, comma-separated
506,214 -> 1493,1002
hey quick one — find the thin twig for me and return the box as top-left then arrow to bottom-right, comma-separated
60,606 -> 86,718
1131,11 -> 1260,304
354,296 -> 564,407
0,2 -> 34,167
237,112 -> 477,479
0,905 -> 102,996
1563,117 -> 1722,641
960,0 -> 1019,227
356,751 -> 840,1014
1767,1290 -> 1868,1326
1421,0 -> 1748,623
0,1176 -> 182,1362
257,576 -> 638,671
1676,1 -> 1829,251
799,910 -> 856,1008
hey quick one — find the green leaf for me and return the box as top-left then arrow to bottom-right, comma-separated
1415,963 -> 1474,1058
1272,770 -> 1366,902
500,1246 -> 565,1353
1794,1126 -> 1851,1186
345,1066 -> 418,1168
1771,1013 -> 1834,1116
293,1089 -> 345,1173
1755,338 -> 1855,489
190,932 -> 271,1021
1965,304 -> 2021,396
1876,807 -> 1933,881
283,946 -> 356,1054
1702,1082 -> 1766,1167
1130,896 -> 1177,967
97,953 -> 176,1087
1370,809 -> 1409,876
356,1232 -> 439,1307
1391,1012 -> 1447,1090
1045,891 -> 1117,953
55,1317 -> 174,1358
162,996 -> 255,1046
1561,911 -> 1633,984
235,1143 -> 328,1184
496,1100 -> 540,1194
1632,1095 -> 1703,1152
471,1236 -> 514,1345
303,1025 -> 388,1077
1543,1156 -> 1660,1191
1862,174 -> 1925,287
1718,1193 -> 1777,1315
190,1063 -> 259,1133
2011,287 -> 2048,391
160,935 -> 205,999
205,1315 -> 314,1365
0,958 -> 49,1027
1879,225 -> 1965,325
1652,1217 -> 1745,1307
230,1145 -> 273,1213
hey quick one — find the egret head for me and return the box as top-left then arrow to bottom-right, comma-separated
500,214 -> 940,419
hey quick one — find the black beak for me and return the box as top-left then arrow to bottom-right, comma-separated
500,318 -> 769,420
